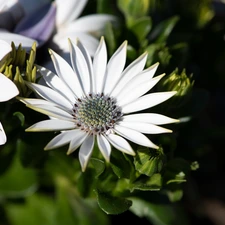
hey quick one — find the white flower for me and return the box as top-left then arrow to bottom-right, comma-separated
20,37 -> 178,171
53,0 -> 117,56
0,40 -> 19,145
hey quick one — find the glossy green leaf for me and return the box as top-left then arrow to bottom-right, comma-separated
110,150 -> 131,179
130,173 -> 162,192
95,189 -> 132,214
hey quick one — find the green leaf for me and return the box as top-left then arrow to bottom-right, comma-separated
89,158 -> 105,177
129,197 -> 190,225
0,153 -> 37,198
130,17 -> 152,42
130,173 -> 162,192
95,189 -> 132,214
149,16 -> 179,43
110,150 -> 132,179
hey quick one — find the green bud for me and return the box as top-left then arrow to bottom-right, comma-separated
157,68 -> 194,108
0,42 -> 37,97
134,147 -> 166,177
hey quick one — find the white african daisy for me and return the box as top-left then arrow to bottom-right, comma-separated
20,37 -> 178,171
53,0 -> 117,56
0,40 -> 19,145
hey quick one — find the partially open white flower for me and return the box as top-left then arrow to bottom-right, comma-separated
53,0 -> 117,56
20,37 -> 178,171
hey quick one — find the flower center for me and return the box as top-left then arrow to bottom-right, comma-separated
72,94 -> 122,134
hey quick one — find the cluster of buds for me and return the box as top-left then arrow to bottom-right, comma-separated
157,68 -> 194,108
0,42 -> 37,97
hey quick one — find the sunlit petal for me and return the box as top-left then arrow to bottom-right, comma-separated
44,130 -> 80,150
26,119 -> 76,132
122,91 -> 177,114
114,125 -> 159,149
110,53 -> 148,97
118,121 -> 172,134
105,133 -> 135,155
97,134 -> 111,162
79,135 -> 95,172
0,73 -> 19,101
67,130 -> 88,155
49,49 -> 84,97
68,39 -> 91,94
117,74 -> 165,106
25,81 -> 73,110
103,41 -> 127,95
122,113 -> 179,125
93,37 -> 107,93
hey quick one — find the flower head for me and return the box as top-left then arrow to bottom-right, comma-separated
20,37 -> 178,171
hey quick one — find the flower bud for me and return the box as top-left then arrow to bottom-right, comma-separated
0,42 -> 37,97
157,68 -> 194,108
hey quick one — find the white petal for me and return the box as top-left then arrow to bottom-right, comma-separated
25,81 -> 72,110
0,40 -> 11,60
44,129 -> 80,150
49,49 -> 84,97
122,91 -> 177,114
68,39 -> 91,94
77,40 -> 94,93
93,37 -> 107,93
56,0 -> 88,26
18,97 -> 57,106
62,14 -> 117,34
67,130 -> 88,155
122,113 -> 179,125
0,122 -> 6,145
117,74 -> 165,106
114,125 -> 159,149
37,65 -> 76,103
26,119 -> 76,132
105,133 -> 135,156
110,53 -> 148,97
118,121 -> 172,134
0,73 -> 19,102
97,134 -> 111,162
79,135 -> 95,172
103,41 -> 127,95
0,29 -> 37,50
115,63 -> 161,101
26,104 -> 74,121
53,32 -> 99,56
